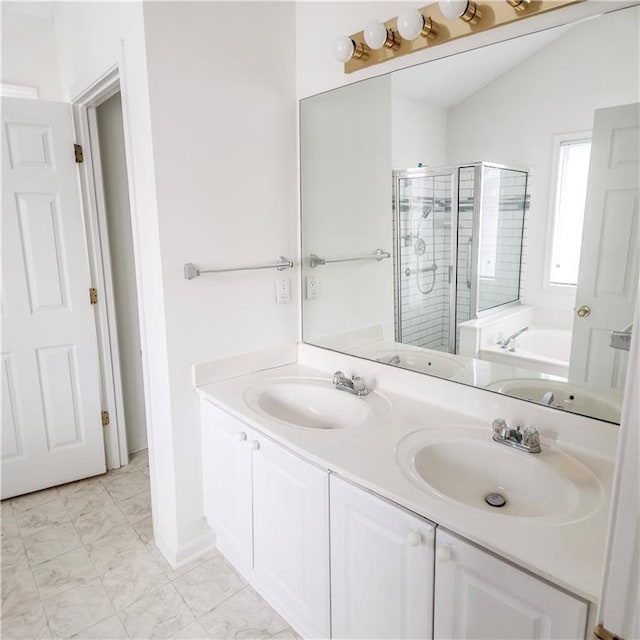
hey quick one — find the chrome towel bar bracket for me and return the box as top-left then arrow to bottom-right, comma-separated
309,248 -> 391,268
184,256 -> 294,279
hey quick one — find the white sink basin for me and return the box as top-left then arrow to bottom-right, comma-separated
365,349 -> 467,379
396,427 -> 603,522
244,377 -> 391,430
485,378 -> 622,423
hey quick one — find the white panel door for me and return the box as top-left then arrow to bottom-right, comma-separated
252,435 -> 330,640
330,475 -> 435,640
434,529 -> 588,639
569,103 -> 640,388
2,97 -> 105,498
201,400 -> 253,575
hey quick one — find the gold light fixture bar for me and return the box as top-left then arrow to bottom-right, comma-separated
344,0 -> 583,74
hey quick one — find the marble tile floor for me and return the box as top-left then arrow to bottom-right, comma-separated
1,451 -> 299,640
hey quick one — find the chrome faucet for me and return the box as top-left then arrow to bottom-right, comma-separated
500,326 -> 529,350
333,371 -> 369,397
491,418 -> 541,453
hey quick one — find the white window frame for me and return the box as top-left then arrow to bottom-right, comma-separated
543,130 -> 592,292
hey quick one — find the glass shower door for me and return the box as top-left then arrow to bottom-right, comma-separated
394,169 -> 454,352
477,166 -> 527,313
454,164 -> 528,351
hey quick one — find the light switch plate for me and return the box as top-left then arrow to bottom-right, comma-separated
276,278 -> 290,304
305,274 -> 319,300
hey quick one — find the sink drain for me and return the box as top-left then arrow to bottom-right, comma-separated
485,492 -> 507,508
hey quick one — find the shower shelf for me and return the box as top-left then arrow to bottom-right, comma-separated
309,249 -> 391,268
184,257 -> 294,279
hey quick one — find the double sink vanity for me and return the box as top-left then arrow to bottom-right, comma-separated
196,346 -> 616,639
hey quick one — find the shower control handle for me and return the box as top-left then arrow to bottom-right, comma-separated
577,305 -> 591,318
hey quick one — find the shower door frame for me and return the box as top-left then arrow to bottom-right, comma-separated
392,166 -> 458,353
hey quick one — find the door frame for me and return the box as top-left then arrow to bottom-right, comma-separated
71,66 -> 138,469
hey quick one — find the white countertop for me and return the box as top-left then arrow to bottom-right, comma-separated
197,360 -> 615,603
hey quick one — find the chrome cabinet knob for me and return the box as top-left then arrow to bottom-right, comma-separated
407,530 -> 422,546
248,440 -> 260,451
235,431 -> 247,442
577,305 -> 591,318
436,544 -> 452,563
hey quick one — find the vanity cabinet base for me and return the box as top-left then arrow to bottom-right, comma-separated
434,529 -> 589,639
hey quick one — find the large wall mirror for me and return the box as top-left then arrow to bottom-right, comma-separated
300,5 -> 639,424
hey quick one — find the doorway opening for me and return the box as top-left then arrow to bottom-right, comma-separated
73,70 -> 148,471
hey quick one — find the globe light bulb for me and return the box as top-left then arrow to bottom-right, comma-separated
439,0 -> 470,19
397,10 -> 425,41
333,35 -> 355,63
364,19 -> 390,50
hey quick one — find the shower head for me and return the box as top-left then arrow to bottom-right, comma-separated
422,206 -> 432,219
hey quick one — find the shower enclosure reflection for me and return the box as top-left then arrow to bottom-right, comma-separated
394,163 -> 527,354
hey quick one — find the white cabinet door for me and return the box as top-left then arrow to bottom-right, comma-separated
252,435 -> 330,639
201,400 -> 253,574
434,529 -> 588,639
330,475 -> 435,640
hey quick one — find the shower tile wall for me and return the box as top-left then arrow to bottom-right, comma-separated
397,175 -> 451,351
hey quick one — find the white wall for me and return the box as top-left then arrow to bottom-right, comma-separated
96,92 -> 148,455
142,2 -> 298,558
301,75 -> 394,346
53,2 -> 180,561
1,9 -> 62,100
446,7 -> 640,314
391,95 -> 447,170
54,1 -> 298,565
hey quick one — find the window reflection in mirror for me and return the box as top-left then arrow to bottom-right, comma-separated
300,6 -> 640,424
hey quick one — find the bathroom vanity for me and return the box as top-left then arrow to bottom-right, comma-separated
196,348 -> 615,639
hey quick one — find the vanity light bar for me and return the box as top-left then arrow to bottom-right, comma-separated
339,0 -> 583,74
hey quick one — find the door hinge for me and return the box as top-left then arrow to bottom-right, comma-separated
101,411 -> 110,427
594,624 -> 624,640
74,143 -> 84,163
89,288 -> 98,304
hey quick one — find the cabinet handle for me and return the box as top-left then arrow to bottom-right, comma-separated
436,544 -> 452,563
407,530 -> 422,546
235,432 -> 247,442
247,440 -> 260,451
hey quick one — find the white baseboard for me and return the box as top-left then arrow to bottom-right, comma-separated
154,526 -> 216,570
